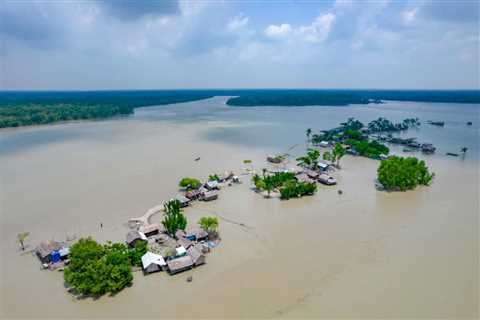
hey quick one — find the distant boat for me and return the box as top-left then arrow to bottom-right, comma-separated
446,152 -> 459,157
427,121 -> 445,127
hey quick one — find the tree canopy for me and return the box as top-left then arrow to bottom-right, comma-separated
162,199 -> 187,236
179,177 -> 201,189
198,216 -> 219,233
377,156 -> 434,191
64,238 -> 133,296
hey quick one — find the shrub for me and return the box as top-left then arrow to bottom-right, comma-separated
198,216 -> 219,233
179,177 -> 201,189
377,156 -> 434,191
208,174 -> 220,182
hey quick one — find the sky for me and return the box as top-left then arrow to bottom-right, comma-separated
0,0 -> 478,90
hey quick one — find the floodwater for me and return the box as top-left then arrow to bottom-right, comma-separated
0,97 -> 478,318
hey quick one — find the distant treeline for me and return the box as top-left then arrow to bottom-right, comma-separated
0,91 -> 214,128
1,89 -> 479,128
226,89 -> 480,106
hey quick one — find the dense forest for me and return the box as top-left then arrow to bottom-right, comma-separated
0,90 -> 215,128
1,89 -> 479,128
226,89 -> 480,106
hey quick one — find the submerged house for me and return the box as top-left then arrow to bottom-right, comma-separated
295,173 -> 315,184
205,180 -> 219,190
35,240 -> 65,264
185,189 -> 202,200
318,174 -> 337,185
185,228 -> 209,242
202,190 -> 219,201
177,237 -> 193,250
318,162 -> 330,172
175,195 -> 191,207
303,168 -> 319,179
141,251 -> 167,274
187,246 -> 206,266
126,230 -> 148,248
167,255 -> 194,274
139,223 -> 161,237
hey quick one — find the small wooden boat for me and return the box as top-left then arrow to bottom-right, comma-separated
446,152 -> 459,157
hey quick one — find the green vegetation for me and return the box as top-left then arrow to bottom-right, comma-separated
0,91 -> 215,128
17,232 -> 30,251
367,117 -> 420,133
346,139 -> 389,159
179,177 -> 201,189
332,143 -> 346,167
279,180 -> 317,200
128,241 -> 148,267
377,156 -> 434,191
252,171 -> 316,200
296,148 -> 320,169
208,174 -> 220,182
63,238 -> 133,296
340,118 -> 364,131
198,216 -> 219,233
162,199 -> 187,236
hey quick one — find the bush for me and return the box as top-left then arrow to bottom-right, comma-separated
198,216 -> 219,233
179,177 -> 201,189
346,139 -> 389,158
128,240 -> 148,267
64,238 -> 133,296
377,156 -> 434,191
208,174 -> 220,182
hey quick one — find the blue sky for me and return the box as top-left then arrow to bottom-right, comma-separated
0,0 -> 478,90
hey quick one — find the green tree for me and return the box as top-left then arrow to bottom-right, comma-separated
128,240 -> 148,267
162,199 -> 187,236
306,128 -> 312,143
179,177 -> 201,189
296,148 -> 320,169
17,232 -> 29,251
64,238 -> 133,296
332,143 -> 346,167
377,156 -> 434,191
323,151 -> 332,162
208,174 -> 220,182
198,216 -> 219,233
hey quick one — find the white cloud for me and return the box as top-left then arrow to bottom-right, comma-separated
264,23 -> 292,38
402,8 -> 418,25
297,13 -> 336,43
228,14 -> 249,32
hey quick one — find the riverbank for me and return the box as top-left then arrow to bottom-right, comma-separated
1,97 -> 478,318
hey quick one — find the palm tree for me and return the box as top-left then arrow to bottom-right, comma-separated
306,128 -> 312,144
17,232 -> 29,251
461,147 -> 468,153
264,178 -> 274,198
333,143 -> 346,168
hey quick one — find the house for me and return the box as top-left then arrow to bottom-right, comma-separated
185,228 -> 209,241
175,229 -> 186,240
175,195 -> 191,207
185,189 -> 202,200
318,162 -> 330,171
202,190 -> 219,201
177,237 -> 193,250
295,173 -> 314,184
139,223 -> 161,237
205,180 -> 219,190
126,230 -> 148,247
167,255 -> 194,274
35,240 -> 66,264
303,168 -> 319,179
141,251 -> 167,274
318,174 -> 337,185
319,141 -> 330,147
175,245 -> 187,257
187,246 -> 206,266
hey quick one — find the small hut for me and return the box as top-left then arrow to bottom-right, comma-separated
318,162 -> 330,172
175,229 -> 186,240
205,180 -> 219,190
303,168 -> 319,179
318,174 -> 337,185
202,191 -> 219,201
35,240 -> 65,264
126,231 -> 148,247
187,246 -> 206,266
167,255 -> 194,275
295,173 -> 314,184
175,195 -> 191,207
177,237 -> 193,250
139,223 -> 161,237
141,251 -> 167,274
185,228 -> 209,241
185,189 -> 202,200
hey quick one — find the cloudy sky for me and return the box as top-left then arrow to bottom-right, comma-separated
0,0 -> 478,90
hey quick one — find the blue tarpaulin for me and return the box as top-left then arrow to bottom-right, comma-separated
51,250 -> 61,263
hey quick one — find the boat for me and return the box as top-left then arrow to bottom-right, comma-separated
427,121 -> 445,126
446,152 -> 459,157
421,143 -> 436,154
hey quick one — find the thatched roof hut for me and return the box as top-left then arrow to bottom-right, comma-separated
167,256 -> 194,274
318,174 -> 337,185
35,240 -> 65,263
185,189 -> 202,200
303,168 -> 319,179
126,231 -> 148,247
187,246 -> 205,266
139,223 -> 161,237
202,190 -> 218,201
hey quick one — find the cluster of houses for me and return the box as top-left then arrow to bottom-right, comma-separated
295,165 -> 337,186
373,135 -> 436,154
127,225 -> 214,275
180,171 -> 240,205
